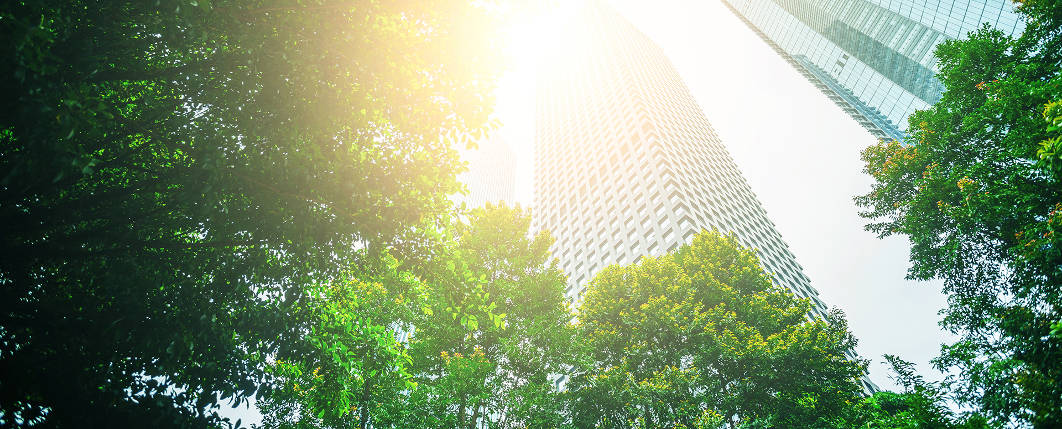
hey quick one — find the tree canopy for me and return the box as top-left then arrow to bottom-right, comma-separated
568,230 -> 867,429
856,1 -> 1062,426
258,204 -> 577,429
403,204 -> 577,429
849,355 -> 993,429
0,1 -> 502,426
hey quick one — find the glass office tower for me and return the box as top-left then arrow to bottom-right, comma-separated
722,0 -> 1024,140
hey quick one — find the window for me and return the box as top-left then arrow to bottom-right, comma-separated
654,201 -> 667,219
663,227 -> 675,243
682,229 -> 695,242
679,215 -> 694,230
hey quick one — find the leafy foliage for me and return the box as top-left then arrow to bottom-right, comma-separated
0,1 -> 501,426
856,1 -> 1062,425
257,255 -> 422,429
403,204 -> 578,429
257,204 -> 577,429
848,356 -> 994,429
569,230 -> 867,429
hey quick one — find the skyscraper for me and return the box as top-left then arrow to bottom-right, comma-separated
456,134 -> 516,208
534,4 -> 831,322
721,0 -> 1024,141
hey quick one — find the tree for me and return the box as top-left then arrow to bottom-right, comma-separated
848,356 -> 994,429
266,204 -> 576,428
569,230 -> 867,429
0,1 -> 502,426
856,1 -> 1062,425
256,253 -> 423,429
402,204 -> 578,429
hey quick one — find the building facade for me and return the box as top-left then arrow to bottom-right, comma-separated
721,0 -> 1024,140
534,4 -> 830,320
534,3 -> 879,392
456,134 -> 516,208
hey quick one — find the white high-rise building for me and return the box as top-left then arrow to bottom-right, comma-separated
534,4 -> 829,321
533,2 -> 876,394
456,134 -> 516,208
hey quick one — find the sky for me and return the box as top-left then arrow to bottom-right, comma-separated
494,0 -> 954,391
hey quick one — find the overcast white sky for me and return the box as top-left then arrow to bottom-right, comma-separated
493,0 -> 954,391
